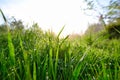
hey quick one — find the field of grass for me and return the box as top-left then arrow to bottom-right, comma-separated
0,9 -> 120,80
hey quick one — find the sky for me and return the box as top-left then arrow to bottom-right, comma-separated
0,0 -> 98,36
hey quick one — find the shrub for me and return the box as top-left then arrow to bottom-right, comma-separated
106,22 -> 120,39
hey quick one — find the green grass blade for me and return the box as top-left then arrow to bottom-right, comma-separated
42,55 -> 48,80
101,61 -> 107,80
49,48 -> 55,80
55,47 -> 59,79
0,9 -> 15,66
19,35 -> 31,80
8,31 -> 15,66
59,35 -> 69,47
57,25 -> 65,38
0,9 -> 7,23
33,62 -> 36,80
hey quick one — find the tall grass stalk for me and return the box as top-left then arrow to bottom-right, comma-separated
49,48 -> 55,79
19,35 -> 32,80
0,9 -> 15,65
0,8 -> 16,80
33,62 -> 36,80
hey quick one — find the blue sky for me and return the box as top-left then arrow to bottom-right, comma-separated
0,0 -> 103,36
0,0 -> 23,5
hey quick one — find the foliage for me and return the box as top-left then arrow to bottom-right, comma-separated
0,24 -> 8,33
9,18 -> 24,30
107,0 -> 120,22
106,22 -> 120,39
83,0 -> 120,25
85,23 -> 104,35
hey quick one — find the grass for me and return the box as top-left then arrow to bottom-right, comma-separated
0,9 -> 120,80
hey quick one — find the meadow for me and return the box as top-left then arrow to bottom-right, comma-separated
0,9 -> 120,80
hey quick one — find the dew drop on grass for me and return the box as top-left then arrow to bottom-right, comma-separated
107,74 -> 109,77
34,49 -> 36,51
93,76 -> 96,80
109,62 -> 111,65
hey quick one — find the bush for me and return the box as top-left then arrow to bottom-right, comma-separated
106,22 -> 120,39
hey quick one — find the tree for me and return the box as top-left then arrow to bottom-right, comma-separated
107,0 -> 120,22
85,23 -> 104,35
83,0 -> 120,25
9,16 -> 24,30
